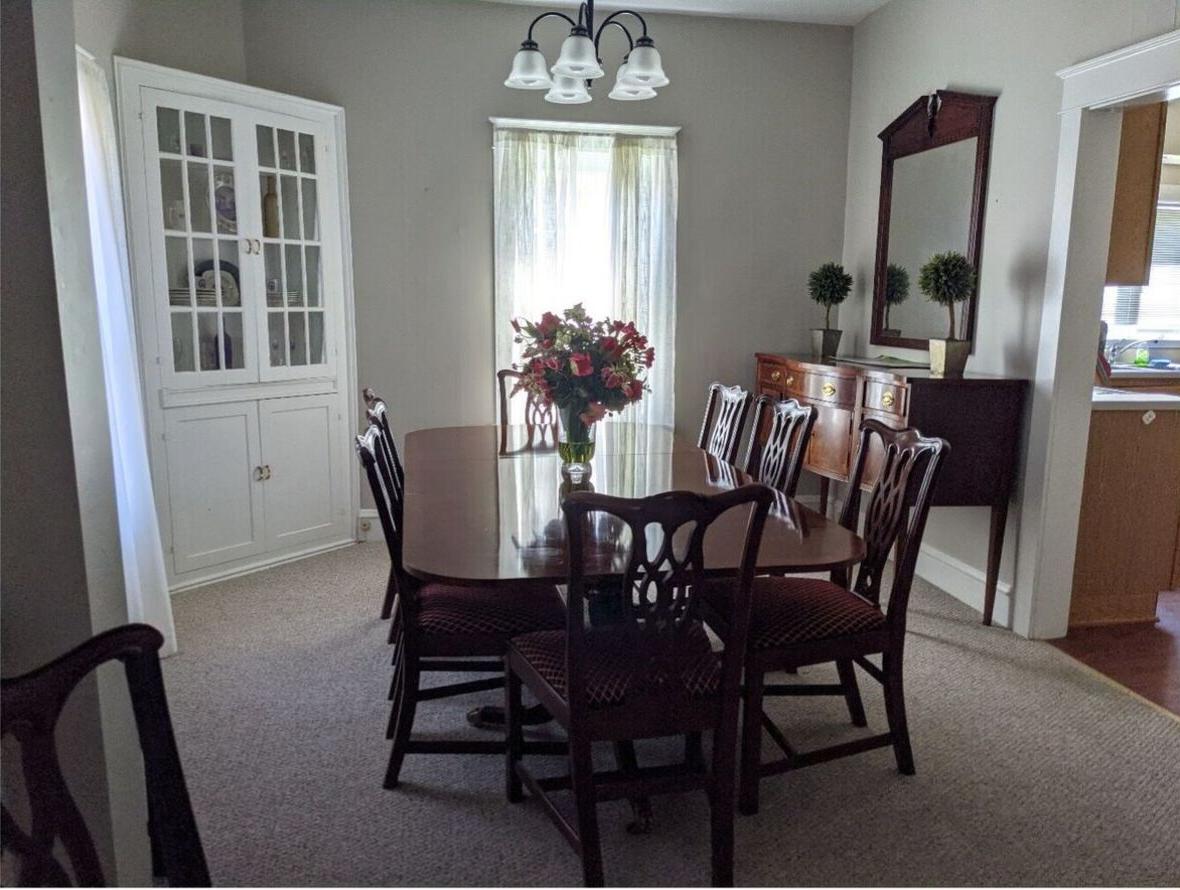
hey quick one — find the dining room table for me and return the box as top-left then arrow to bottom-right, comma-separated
398,420 -> 867,831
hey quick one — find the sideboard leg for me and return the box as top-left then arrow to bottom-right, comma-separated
983,500 -> 1009,626
818,476 -> 830,517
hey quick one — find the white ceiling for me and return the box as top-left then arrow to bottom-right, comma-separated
481,0 -> 892,27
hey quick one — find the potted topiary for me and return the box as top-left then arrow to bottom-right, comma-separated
807,261 -> 852,359
881,263 -> 909,337
919,250 -> 975,377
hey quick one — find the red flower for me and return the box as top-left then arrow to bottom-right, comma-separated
544,356 -> 559,370
623,380 -> 643,400
570,353 -> 594,377
602,367 -> 622,389
580,402 -> 608,425
643,347 -> 655,368
600,336 -> 621,358
537,312 -> 561,337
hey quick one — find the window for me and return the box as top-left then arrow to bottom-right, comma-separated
1101,202 -> 1180,341
492,121 -> 678,428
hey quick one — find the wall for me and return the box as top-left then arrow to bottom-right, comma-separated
838,0 -> 1180,626
239,0 -> 853,441
73,0 -> 247,83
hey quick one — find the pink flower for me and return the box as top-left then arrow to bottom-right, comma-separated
601,366 -> 622,389
643,347 -> 655,368
580,402 -> 608,425
623,380 -> 643,400
570,353 -> 594,377
537,312 -> 561,337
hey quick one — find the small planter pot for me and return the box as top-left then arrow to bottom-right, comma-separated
811,328 -> 842,360
929,338 -> 970,377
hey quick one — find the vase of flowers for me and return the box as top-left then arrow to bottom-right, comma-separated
511,304 -> 653,481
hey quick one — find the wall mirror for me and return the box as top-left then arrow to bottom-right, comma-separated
871,90 -> 996,349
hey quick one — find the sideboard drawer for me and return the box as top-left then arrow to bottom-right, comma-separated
758,361 -> 799,393
863,380 -> 907,417
801,372 -> 856,408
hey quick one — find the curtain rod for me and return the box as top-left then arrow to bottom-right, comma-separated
489,116 -> 680,137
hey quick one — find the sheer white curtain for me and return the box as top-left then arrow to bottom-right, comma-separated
77,49 -> 178,655
493,124 -> 678,429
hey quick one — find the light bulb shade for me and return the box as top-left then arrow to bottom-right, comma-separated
544,75 -> 592,104
505,46 -> 553,89
619,42 -> 668,88
609,63 -> 656,100
551,32 -> 605,79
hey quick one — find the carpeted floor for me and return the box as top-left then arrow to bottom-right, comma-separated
164,544 -> 1180,886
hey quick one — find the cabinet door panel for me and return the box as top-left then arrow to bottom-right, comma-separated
259,395 -> 350,550
164,404 -> 264,573
805,403 -> 854,479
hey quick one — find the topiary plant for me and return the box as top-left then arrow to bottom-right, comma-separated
918,251 -> 975,339
807,262 -> 853,331
883,263 -> 909,330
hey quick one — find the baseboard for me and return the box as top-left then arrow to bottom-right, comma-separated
796,495 -> 1011,627
169,537 -> 356,595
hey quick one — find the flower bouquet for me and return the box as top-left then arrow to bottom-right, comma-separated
511,304 -> 653,476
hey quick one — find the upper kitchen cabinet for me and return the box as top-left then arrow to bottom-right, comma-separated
1106,101 -> 1167,286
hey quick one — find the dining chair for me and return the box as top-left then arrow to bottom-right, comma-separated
362,387 -> 404,501
497,368 -> 557,454
697,382 -> 753,465
505,485 -> 774,886
741,396 -> 818,497
1,624 -> 210,887
702,419 -> 947,816
355,423 -> 567,789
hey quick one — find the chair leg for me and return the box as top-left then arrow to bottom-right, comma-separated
738,667 -> 764,816
505,663 -> 523,803
571,738 -> 604,886
882,652 -> 915,776
612,741 -> 652,835
384,656 -> 419,789
836,659 -> 867,727
709,782 -> 736,887
380,568 -> 397,620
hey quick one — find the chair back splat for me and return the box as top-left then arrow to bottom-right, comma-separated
742,396 -> 818,497
0,624 -> 210,887
497,369 -> 557,453
362,388 -> 405,500
697,382 -> 752,465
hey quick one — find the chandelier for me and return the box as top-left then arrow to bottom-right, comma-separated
504,0 -> 669,104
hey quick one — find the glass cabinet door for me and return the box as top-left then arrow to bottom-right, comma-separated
147,91 -> 257,387
255,121 -> 330,379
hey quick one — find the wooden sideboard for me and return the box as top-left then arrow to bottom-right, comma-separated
755,354 -> 1028,625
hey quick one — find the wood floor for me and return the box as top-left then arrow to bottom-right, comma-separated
1051,591 -> 1180,715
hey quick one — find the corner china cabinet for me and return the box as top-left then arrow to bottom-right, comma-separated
117,59 -> 357,590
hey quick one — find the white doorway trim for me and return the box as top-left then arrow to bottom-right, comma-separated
1014,29 -> 1180,639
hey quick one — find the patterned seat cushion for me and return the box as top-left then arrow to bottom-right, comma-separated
509,623 -> 721,709
416,583 -> 564,653
704,577 -> 884,650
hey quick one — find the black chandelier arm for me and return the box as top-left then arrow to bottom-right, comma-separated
524,10 -> 579,44
593,18 -> 634,54
594,9 -> 650,43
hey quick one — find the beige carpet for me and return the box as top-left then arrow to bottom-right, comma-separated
164,543 -> 1180,886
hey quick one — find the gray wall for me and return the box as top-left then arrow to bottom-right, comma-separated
239,0 -> 854,441
838,0 -> 1180,616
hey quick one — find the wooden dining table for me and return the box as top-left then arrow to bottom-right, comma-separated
402,422 -> 867,586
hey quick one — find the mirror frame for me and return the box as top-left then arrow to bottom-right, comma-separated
871,90 -> 997,350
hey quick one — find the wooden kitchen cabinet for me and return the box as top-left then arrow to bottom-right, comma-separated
755,354 -> 1028,624
1106,101 -> 1167,286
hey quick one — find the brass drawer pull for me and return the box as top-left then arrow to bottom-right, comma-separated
785,375 -> 794,386
770,369 -> 782,382
822,382 -> 836,398
881,391 -> 896,409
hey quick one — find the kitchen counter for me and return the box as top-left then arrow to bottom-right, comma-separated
1092,386 -> 1180,411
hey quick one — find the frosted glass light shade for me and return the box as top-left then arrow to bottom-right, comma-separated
552,32 -> 605,79
609,64 -> 656,100
619,41 -> 668,88
544,75 -> 592,104
505,46 -> 553,89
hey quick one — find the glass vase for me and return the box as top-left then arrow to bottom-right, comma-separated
558,405 -> 596,482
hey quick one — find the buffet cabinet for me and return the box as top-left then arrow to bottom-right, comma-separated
755,354 -> 1027,624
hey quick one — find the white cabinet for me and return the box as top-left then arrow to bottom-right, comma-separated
117,59 -> 358,591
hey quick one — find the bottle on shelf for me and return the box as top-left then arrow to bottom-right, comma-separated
262,175 -> 280,238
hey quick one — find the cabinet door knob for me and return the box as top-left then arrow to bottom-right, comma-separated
254,465 -> 265,481
785,375 -> 795,387
770,369 -> 782,382
881,391 -> 896,408
263,464 -> 272,480
822,382 -> 837,397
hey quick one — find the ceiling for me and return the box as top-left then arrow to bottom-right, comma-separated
480,0 -> 892,27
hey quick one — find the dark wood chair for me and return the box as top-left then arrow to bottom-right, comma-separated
702,419 -> 948,815
741,395 -> 818,497
497,368 -> 557,454
355,423 -> 566,789
697,382 -> 752,465
362,387 -> 405,504
505,485 -> 774,886
1,624 -> 210,887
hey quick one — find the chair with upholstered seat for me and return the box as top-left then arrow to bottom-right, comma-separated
1,624 -> 209,887
505,485 -> 774,886
497,368 -> 557,454
356,423 -> 567,789
697,382 -> 752,465
701,419 -> 948,815
741,395 -> 817,497
362,388 -> 405,620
